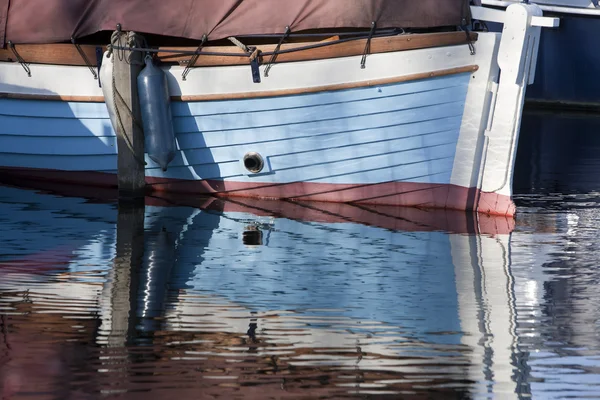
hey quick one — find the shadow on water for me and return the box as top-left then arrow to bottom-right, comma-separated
1,164 -> 600,398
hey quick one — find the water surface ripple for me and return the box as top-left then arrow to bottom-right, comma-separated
1,112 -> 600,399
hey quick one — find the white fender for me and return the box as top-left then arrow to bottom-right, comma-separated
99,51 -> 119,136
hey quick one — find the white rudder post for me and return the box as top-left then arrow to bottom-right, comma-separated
476,3 -> 543,215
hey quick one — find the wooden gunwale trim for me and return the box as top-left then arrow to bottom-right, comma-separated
0,65 -> 478,103
0,93 -> 106,102
174,65 -> 479,101
0,31 -> 478,68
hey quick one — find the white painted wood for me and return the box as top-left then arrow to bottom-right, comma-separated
478,3 -> 544,196
452,233 -> 519,398
0,44 -> 476,98
531,15 -> 561,27
471,4 -> 560,26
451,32 -> 500,189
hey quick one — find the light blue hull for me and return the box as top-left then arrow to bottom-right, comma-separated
0,73 -> 470,198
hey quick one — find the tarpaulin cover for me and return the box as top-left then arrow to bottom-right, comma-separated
0,0 -> 472,46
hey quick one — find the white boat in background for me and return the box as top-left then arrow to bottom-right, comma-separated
0,1 -> 558,216
480,0 -> 600,109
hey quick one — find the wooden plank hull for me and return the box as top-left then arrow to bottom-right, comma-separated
0,13 -> 548,217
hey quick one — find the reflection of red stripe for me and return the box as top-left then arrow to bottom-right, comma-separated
148,177 -> 516,217
0,245 -> 77,274
196,197 -> 515,236
0,167 -> 515,235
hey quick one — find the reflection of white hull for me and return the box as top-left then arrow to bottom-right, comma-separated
0,182 -> 524,396
3,184 -> 599,397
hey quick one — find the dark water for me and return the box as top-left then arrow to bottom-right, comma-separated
2,111 -> 600,399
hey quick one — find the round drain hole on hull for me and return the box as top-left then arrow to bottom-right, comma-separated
243,152 -> 264,173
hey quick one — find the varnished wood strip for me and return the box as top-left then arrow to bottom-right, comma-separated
0,44 -> 106,66
0,93 -> 105,102
0,65 -> 478,103
175,65 -> 479,101
161,32 -> 478,67
0,32 -> 477,67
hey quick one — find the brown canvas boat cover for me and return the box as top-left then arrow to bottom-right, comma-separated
0,0 -> 472,47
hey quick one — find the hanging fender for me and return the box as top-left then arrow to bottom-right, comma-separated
137,55 -> 177,172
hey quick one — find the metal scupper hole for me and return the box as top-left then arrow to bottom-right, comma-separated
243,152 -> 264,173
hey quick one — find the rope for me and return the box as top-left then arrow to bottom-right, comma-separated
110,30 -> 403,59
360,22 -> 376,69
7,41 -> 31,77
459,25 -> 476,55
264,26 -> 290,77
228,36 -> 250,52
71,36 -> 98,80
182,34 -> 207,81
110,31 -> 147,167
236,28 -> 400,38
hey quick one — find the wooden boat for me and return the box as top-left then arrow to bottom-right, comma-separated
0,1 -> 558,216
480,0 -> 600,110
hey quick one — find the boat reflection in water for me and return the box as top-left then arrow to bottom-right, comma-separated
0,181 -> 597,399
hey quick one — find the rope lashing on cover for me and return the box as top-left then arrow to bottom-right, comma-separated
228,36 -> 250,52
459,24 -> 476,55
182,34 -> 207,81
235,29 -> 400,39
110,31 -> 147,167
228,36 -> 261,82
71,37 -> 98,80
110,30 -> 404,60
264,26 -> 290,77
360,22 -> 376,69
7,41 -> 31,77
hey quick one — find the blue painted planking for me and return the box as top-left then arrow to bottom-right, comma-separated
173,103 -> 465,148
0,116 -> 462,158
166,128 -> 459,171
0,114 -> 114,137
0,135 -> 118,155
0,153 -> 118,172
172,73 -> 470,117
0,92 -> 465,141
0,74 -> 468,119
1,119 -> 459,163
172,87 -> 466,133
0,72 -> 470,186
145,142 -> 457,184
0,99 -> 111,119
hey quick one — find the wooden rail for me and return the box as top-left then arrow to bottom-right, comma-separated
0,31 -> 477,67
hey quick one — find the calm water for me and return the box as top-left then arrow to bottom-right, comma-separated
1,111 -> 600,399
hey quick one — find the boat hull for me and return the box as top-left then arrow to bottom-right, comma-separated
0,70 -> 511,214
0,6 -> 551,216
